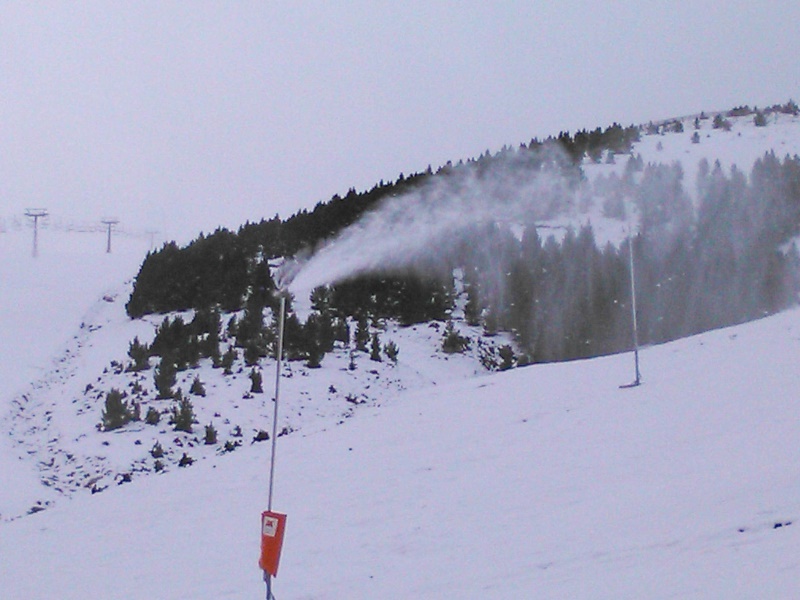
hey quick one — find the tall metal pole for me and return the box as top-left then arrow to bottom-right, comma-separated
269,293 -> 285,511
265,293 -> 286,599
628,234 -> 641,386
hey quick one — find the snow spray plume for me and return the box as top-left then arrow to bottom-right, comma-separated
289,146 -> 581,297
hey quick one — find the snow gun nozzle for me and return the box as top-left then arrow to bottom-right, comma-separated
273,257 -> 305,295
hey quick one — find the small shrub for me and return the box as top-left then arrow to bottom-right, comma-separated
189,375 -> 206,397
478,345 -> 498,371
712,114 -> 732,131
204,423 -> 218,445
498,345 -> 516,371
384,340 -> 399,363
249,368 -> 263,394
145,406 -> 161,425
442,322 -> 470,354
223,440 -> 241,453
151,441 -> 164,458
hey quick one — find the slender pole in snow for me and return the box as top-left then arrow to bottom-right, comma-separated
265,293 -> 286,600
627,233 -> 642,386
268,293 -> 285,511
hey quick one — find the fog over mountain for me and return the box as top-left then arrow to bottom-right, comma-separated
1,3 -> 798,241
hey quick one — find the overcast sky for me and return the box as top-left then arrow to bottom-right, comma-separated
1,1 -> 798,242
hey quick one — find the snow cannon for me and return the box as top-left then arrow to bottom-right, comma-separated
262,285 -> 289,598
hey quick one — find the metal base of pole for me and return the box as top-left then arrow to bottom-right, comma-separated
264,571 -> 275,600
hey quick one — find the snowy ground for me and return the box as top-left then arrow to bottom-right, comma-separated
0,227 -> 151,519
2,109 -> 800,598
1,308 -> 799,599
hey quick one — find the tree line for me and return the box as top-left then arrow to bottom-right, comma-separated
125,121 -> 800,369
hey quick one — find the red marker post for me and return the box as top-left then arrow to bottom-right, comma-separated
259,511 -> 287,577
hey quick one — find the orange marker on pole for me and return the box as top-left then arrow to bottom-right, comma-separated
259,510 -> 287,577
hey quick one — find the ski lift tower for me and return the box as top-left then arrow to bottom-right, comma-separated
101,218 -> 119,254
25,208 -> 48,258
145,229 -> 159,252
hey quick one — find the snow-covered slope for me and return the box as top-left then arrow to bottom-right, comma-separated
0,227 -> 151,519
1,308 -> 799,599
1,108 -> 800,598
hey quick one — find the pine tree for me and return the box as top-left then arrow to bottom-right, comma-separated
126,336 -> 151,372
249,368 -> 263,393
355,314 -> 370,351
154,356 -> 177,399
220,345 -> 237,375
172,395 -> 195,433
333,318 -> 350,345
243,343 -> 261,367
197,308 -> 222,363
189,375 -> 206,397
370,332 -> 382,362
101,388 -> 133,431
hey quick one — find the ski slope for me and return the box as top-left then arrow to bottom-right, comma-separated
1,307 -> 800,599
0,226 -> 152,519
2,109 -> 800,598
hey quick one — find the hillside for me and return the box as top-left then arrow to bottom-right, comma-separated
2,306 -> 800,599
1,104 -> 800,598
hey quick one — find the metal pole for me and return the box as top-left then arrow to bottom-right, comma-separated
265,293 -> 286,599
269,293 -> 285,511
628,234 -> 641,385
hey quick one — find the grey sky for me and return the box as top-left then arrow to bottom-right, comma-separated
1,1 -> 797,241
